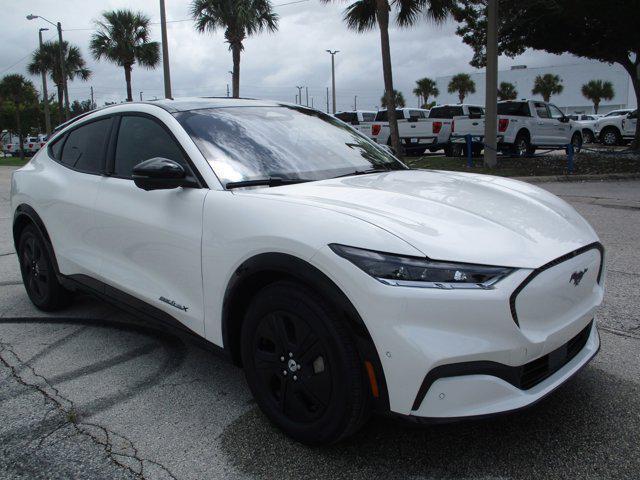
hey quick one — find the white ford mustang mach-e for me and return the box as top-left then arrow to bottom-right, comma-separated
11,98 -> 604,445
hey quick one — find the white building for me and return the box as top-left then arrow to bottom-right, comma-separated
435,61 -> 634,114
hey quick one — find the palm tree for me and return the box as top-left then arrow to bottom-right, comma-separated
532,73 -> 563,102
497,81 -> 517,101
90,10 -> 160,102
447,73 -> 475,103
581,79 -> 614,114
381,89 -> 406,108
191,0 -> 278,99
322,0 -> 454,156
0,74 -> 39,159
413,77 -> 438,108
28,41 -> 91,124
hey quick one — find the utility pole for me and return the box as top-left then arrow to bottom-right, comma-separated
26,15 -> 69,121
140,91 -> 143,101
305,86 -> 309,107
326,87 -> 330,113
226,84 -> 230,97
326,50 -> 339,114
159,0 -> 172,99
37,28 -> 51,134
483,0 -> 498,167
90,86 -> 94,108
296,86 -> 304,105
354,95 -> 357,110
311,97 -> 314,109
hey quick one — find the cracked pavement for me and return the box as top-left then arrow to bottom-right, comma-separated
1,165 -> 639,479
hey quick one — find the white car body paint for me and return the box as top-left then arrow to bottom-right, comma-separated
11,99 -> 604,420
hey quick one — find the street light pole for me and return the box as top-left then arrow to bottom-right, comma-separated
326,50 -> 339,114
296,86 -> 303,105
159,0 -> 173,99
27,15 -> 69,121
483,0 -> 498,168
37,28 -> 51,135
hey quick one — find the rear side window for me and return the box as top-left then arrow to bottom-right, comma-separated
114,116 -> 186,178
534,103 -> 550,119
60,118 -> 111,173
48,135 -> 65,160
497,102 -> 531,117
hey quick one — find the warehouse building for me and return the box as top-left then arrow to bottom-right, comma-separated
435,61 -> 634,114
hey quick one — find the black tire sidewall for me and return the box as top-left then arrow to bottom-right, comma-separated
241,281 -> 366,445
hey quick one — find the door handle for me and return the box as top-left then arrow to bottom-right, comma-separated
537,122 -> 544,125
410,125 -> 416,128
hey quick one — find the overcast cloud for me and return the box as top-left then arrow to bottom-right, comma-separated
1,0 -> 633,111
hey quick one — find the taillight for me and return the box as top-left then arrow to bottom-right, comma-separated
432,121 -> 442,134
28,143 -> 33,148
498,118 -> 509,132
372,124 -> 381,136
451,120 -> 455,133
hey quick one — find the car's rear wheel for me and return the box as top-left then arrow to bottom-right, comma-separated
512,132 -> 533,157
582,129 -> 595,144
601,127 -> 621,146
18,225 -> 72,311
241,281 -> 370,445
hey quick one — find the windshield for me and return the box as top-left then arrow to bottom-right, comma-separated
176,105 -> 406,187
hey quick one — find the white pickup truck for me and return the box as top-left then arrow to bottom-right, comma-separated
334,110 -> 377,138
1,132 -> 47,156
594,109 -> 638,146
370,105 -> 484,156
452,100 -> 583,156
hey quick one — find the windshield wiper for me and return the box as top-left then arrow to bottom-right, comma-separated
225,177 -> 313,190
333,167 -> 392,179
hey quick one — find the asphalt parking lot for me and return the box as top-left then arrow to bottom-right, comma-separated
1,164 -> 639,480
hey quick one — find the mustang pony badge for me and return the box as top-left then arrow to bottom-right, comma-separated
570,268 -> 588,286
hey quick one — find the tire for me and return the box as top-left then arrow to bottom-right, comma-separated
241,281 -> 370,445
18,225 -> 73,311
512,131 -> 534,157
571,132 -> 583,154
582,129 -> 595,144
600,127 -> 621,146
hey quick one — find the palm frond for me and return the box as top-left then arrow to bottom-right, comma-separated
343,0 -> 377,32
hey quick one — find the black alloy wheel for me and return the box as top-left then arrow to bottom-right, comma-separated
241,281 -> 370,445
18,225 -> 72,311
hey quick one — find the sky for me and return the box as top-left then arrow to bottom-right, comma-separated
1,0 -> 635,112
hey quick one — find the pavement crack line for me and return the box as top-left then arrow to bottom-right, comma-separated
599,326 -> 640,340
0,338 -> 178,480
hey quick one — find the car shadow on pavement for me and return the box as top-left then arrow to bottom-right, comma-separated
219,366 -> 639,480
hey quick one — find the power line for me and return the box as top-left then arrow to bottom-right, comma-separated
0,33 -> 57,75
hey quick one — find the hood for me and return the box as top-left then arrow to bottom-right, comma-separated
242,170 -> 598,268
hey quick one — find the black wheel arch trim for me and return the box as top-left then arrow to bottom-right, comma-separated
13,204 -> 62,278
222,252 -> 390,412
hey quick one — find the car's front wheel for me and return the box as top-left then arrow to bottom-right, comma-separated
241,281 -> 370,445
18,225 -> 73,311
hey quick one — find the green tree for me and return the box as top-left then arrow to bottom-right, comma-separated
497,81 -> 517,101
321,0 -> 454,156
381,89 -> 406,108
90,10 -> 160,102
452,0 -> 640,148
191,0 -> 278,99
27,40 -> 91,124
413,77 -> 439,108
70,99 -> 97,118
0,75 -> 39,159
581,79 -> 614,114
532,73 -> 563,102
448,73 -> 476,103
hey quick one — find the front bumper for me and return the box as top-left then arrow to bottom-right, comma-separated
311,243 -> 604,418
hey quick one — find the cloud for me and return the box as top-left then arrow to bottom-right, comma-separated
2,0 -> 635,111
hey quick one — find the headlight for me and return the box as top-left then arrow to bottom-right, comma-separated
330,244 -> 513,289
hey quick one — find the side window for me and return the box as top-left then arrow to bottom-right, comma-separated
60,118 -> 111,173
49,134 -> 66,160
535,103 -> 550,119
114,116 -> 186,178
549,104 -> 565,119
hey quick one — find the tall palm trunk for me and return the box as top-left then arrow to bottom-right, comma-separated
124,64 -> 133,102
459,93 -> 464,103
593,101 -> 599,114
376,0 -> 402,156
231,43 -> 241,98
56,83 -> 64,124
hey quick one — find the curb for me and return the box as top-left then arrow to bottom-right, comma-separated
513,173 -> 640,183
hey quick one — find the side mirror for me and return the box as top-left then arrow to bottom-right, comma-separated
132,157 -> 197,191
559,116 -> 570,123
